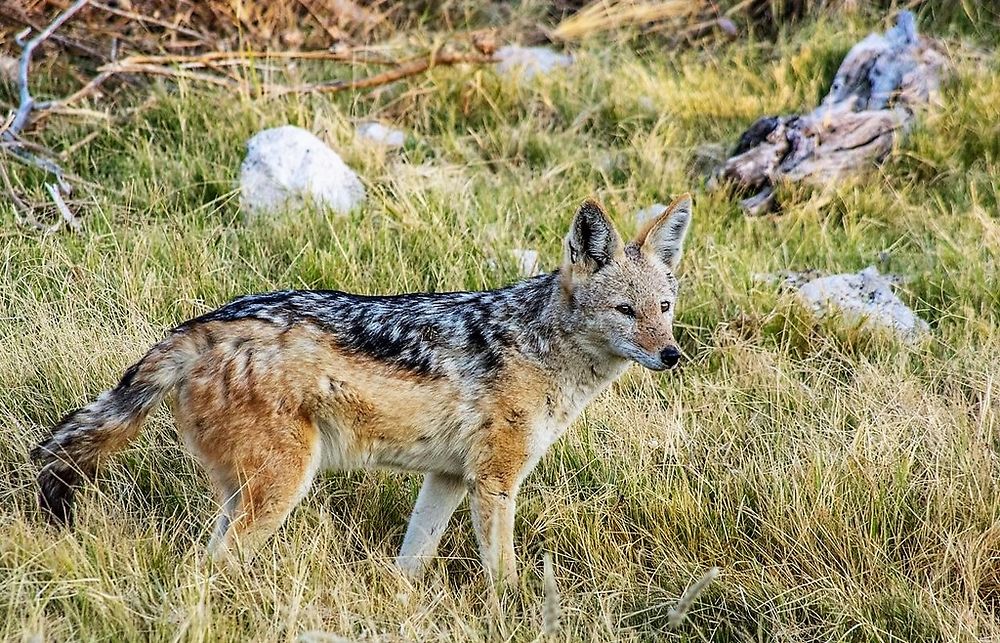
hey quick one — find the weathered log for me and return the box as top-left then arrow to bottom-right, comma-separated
713,11 -> 947,215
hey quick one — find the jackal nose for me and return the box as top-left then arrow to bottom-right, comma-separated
660,345 -> 681,369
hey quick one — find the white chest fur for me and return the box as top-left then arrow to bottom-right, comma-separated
525,358 -> 629,474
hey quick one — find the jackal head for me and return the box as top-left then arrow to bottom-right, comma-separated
560,195 -> 692,371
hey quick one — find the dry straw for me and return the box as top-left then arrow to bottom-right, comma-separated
667,567 -> 720,627
542,552 -> 561,637
552,0 -> 706,41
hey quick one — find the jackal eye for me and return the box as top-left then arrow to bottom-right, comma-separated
614,303 -> 635,317
660,301 -> 671,313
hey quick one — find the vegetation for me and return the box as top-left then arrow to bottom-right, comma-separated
1,4 -> 998,640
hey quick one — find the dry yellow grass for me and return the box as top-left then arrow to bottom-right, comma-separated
1,5 -> 999,641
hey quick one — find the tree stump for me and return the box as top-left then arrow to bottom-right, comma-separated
713,11 -> 948,215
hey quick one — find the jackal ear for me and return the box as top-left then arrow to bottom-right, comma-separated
564,199 -> 623,271
637,194 -> 692,271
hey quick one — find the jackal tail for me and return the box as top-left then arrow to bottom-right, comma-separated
32,332 -> 197,525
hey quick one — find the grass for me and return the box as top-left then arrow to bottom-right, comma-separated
2,6 -> 1000,641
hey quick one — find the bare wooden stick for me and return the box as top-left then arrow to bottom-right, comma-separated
59,70 -> 115,106
88,1 -> 209,42
268,48 -> 496,96
2,0 -> 91,193
7,0 -> 91,138
54,46 -> 494,102
45,182 -> 82,232
94,62 -> 245,90
109,48 -> 399,67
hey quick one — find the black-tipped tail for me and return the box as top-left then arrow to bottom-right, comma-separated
32,335 -> 192,525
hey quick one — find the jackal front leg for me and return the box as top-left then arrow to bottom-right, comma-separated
396,472 -> 467,578
469,478 -> 519,587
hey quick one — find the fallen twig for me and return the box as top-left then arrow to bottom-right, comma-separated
116,47 -> 399,66
2,0 -> 91,195
87,1 -> 210,44
7,0 -> 91,139
60,45 -> 495,100
94,62 -> 244,90
268,47 -> 496,96
45,182 -> 83,232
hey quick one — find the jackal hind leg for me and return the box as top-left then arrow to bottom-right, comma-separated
396,473 -> 467,579
184,413 -> 322,566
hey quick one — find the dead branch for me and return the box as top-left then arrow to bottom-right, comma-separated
3,0 -> 91,195
268,47 -> 496,96
45,182 -> 82,232
101,48 -> 402,68
87,1 -> 210,44
93,62 -> 244,90
712,10 -> 948,215
52,45 -> 495,101
7,0 -> 91,138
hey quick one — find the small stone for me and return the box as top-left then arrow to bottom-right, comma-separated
512,248 -> 541,277
355,121 -> 406,148
495,45 -> 572,79
717,17 -> 738,37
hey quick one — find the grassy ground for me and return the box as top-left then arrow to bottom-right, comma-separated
2,6 -> 1000,641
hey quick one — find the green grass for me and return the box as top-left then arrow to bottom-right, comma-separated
2,8 -> 1000,641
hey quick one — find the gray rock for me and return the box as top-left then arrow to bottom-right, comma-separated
797,266 -> 929,342
240,125 -> 365,217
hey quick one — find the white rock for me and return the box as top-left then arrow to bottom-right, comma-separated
797,266 -> 929,342
0,55 -> 17,84
511,248 -> 541,277
635,203 -> 667,226
355,121 -> 406,148
496,45 -> 572,79
239,125 -> 365,217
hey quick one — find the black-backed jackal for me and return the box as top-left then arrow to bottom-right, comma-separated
33,195 -> 693,583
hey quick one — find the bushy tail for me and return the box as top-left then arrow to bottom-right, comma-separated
31,333 -> 195,525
